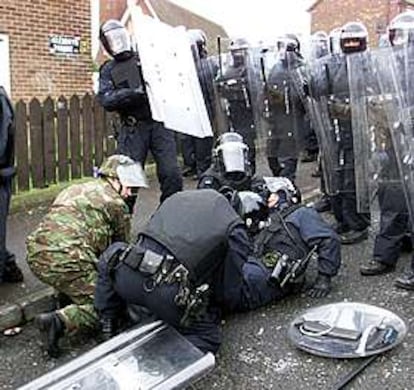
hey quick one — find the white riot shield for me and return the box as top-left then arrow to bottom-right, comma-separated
19,321 -> 215,390
129,7 -> 213,138
348,48 -> 402,213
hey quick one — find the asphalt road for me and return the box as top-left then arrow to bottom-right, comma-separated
3,160 -> 413,389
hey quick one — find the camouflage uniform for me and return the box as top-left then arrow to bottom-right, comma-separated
26,179 -> 130,332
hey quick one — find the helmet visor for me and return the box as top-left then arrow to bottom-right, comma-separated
389,28 -> 409,46
219,142 -> 247,173
104,28 -> 131,55
116,163 -> 148,188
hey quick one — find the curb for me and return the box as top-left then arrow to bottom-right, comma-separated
0,187 -> 322,332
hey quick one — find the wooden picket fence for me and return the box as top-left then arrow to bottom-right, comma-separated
14,93 -> 118,194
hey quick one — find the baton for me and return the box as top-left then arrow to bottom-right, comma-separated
217,35 -> 223,77
331,354 -> 378,390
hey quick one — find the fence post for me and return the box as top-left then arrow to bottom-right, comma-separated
57,96 -> 69,182
15,100 -> 30,192
42,97 -> 57,185
94,95 -> 105,167
70,95 -> 81,179
82,93 -> 94,176
29,98 -> 45,189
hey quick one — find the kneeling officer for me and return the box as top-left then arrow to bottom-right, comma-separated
94,189 -> 285,353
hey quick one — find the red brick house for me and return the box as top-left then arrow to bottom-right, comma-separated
97,0 -> 228,64
0,0 -> 94,101
309,0 -> 414,46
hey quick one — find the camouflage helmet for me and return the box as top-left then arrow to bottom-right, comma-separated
97,154 -> 148,188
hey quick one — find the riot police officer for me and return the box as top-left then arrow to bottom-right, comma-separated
94,189 -> 287,353
253,177 -> 341,298
180,29 -> 215,179
0,86 -> 23,284
360,11 -> 414,288
98,19 -> 182,203
310,22 -> 371,244
197,132 -> 253,191
215,38 -> 257,172
264,34 -> 306,180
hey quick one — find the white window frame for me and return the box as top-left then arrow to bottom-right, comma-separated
0,34 -> 11,97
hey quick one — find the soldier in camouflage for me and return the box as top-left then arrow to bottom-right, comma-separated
26,154 -> 147,357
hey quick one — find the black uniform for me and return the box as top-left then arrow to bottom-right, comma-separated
0,87 -> 19,283
255,204 -> 341,278
216,66 -> 256,172
98,54 -> 182,202
181,56 -> 216,177
311,54 -> 370,234
95,190 -> 285,353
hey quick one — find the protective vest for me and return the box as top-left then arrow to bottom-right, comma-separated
254,204 -> 309,261
110,56 -> 152,121
0,87 -> 15,176
141,189 -> 243,283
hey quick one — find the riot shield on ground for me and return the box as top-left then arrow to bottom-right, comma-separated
19,321 -> 215,390
129,6 -> 213,138
347,48 -> 402,213
378,45 -> 414,222
288,302 -> 407,358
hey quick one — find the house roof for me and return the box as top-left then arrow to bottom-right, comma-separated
148,0 -> 228,53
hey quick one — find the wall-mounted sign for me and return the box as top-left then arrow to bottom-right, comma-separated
49,36 -> 81,54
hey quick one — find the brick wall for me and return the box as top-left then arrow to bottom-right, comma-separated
310,0 -> 409,47
0,0 -> 93,101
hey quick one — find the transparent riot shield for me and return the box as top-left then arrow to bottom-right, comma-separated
347,48 -> 402,213
379,45 -> 414,224
213,38 -> 262,170
19,321 -> 215,390
288,302 -> 407,358
301,56 -> 342,195
129,6 -> 213,138
257,49 -> 306,162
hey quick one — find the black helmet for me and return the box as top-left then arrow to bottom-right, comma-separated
235,191 -> 269,234
388,11 -> 414,47
99,19 -> 132,58
277,34 -> 301,53
188,29 -> 208,58
310,31 -> 329,59
340,22 -> 368,54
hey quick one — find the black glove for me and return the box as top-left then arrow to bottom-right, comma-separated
307,274 -> 331,298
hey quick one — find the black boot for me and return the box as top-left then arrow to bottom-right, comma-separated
1,261 -> 24,283
340,229 -> 368,245
34,312 -> 65,358
394,269 -> 414,290
360,259 -> 395,276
